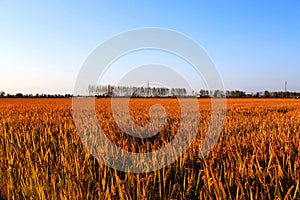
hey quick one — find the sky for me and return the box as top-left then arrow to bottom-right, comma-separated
1,1 -> 300,94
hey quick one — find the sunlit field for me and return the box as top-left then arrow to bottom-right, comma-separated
0,98 -> 299,199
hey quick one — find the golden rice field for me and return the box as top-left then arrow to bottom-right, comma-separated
0,98 -> 299,199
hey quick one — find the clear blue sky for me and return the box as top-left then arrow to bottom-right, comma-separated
1,1 -> 299,94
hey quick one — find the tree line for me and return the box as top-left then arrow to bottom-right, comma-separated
87,84 -> 187,97
87,85 -> 300,98
0,92 -> 72,98
0,86 -> 299,98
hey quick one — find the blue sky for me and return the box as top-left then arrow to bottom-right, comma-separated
1,1 -> 299,94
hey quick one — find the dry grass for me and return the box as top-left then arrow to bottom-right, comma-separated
0,98 -> 299,199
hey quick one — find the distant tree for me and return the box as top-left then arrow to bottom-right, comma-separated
284,91 -> 291,98
16,93 -> 23,98
200,89 -> 209,97
214,90 -> 225,98
228,90 -> 246,98
88,85 -> 94,96
254,92 -> 260,98
264,90 -> 270,98
181,88 -> 187,96
107,85 -> 115,97
0,91 -> 5,97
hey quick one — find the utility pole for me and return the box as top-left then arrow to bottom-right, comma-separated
285,81 -> 287,92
